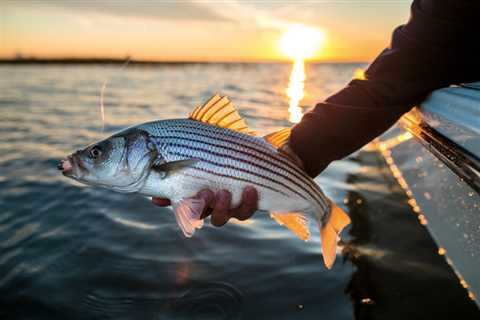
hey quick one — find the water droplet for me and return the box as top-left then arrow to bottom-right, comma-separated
460,279 -> 469,289
361,298 -> 374,305
468,291 -> 476,301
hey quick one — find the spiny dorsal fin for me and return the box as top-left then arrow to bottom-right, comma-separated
270,212 -> 310,241
263,128 -> 291,148
189,94 -> 255,135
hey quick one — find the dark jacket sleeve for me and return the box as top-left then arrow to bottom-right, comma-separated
290,0 -> 480,177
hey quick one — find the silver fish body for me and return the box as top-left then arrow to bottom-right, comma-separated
136,119 -> 330,220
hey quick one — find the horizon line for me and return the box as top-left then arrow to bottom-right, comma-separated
0,56 -> 369,65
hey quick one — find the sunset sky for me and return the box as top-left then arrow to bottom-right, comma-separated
1,0 -> 411,62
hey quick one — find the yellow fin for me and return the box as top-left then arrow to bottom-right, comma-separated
270,212 -> 310,241
329,202 -> 351,233
263,128 -> 291,148
319,203 -> 351,269
189,94 -> 255,135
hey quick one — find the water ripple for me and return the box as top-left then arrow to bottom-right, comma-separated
0,63 -> 362,319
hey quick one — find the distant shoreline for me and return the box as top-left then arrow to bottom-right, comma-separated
0,58 -> 367,65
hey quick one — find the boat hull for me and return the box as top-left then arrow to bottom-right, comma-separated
378,83 -> 480,307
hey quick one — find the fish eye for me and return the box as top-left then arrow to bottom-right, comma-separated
89,146 -> 102,158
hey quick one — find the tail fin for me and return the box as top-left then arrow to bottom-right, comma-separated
318,202 -> 351,269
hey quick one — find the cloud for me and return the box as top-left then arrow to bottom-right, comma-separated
5,0 -> 232,22
198,0 -> 327,32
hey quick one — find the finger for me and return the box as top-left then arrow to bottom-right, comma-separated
231,186 -> 258,220
152,197 -> 171,207
197,189 -> 215,204
210,190 -> 232,227
196,189 -> 215,219
201,207 -> 213,219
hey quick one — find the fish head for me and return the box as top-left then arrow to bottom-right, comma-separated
58,128 -> 158,192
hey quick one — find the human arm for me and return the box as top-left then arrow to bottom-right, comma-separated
290,0 -> 480,176
153,0 -> 480,221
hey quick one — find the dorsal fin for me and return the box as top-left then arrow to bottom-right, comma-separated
270,212 -> 310,241
189,94 -> 255,135
263,128 -> 291,148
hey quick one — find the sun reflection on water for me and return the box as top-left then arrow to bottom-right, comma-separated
280,24 -> 324,124
287,58 -> 306,123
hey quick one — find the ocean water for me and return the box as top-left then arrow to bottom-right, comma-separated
1,63 -> 477,319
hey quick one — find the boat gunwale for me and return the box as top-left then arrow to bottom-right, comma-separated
400,109 -> 480,195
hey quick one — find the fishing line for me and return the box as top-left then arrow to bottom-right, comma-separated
99,57 -> 131,134
100,82 -> 107,133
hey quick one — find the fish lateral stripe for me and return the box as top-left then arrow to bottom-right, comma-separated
166,145 -> 312,204
185,167 -> 289,197
151,119 -> 271,150
141,118 -> 328,210
150,120 -> 328,210
161,123 -> 310,181
160,130 -> 322,201
162,121 -> 306,174
156,124 -> 327,209
159,135 -> 325,208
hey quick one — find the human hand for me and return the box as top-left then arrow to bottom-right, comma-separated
151,143 -> 303,227
151,186 -> 258,227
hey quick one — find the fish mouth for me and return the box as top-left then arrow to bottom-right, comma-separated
57,153 -> 86,178
57,155 -> 75,177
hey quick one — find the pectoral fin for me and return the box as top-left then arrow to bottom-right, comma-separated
152,159 -> 198,176
172,197 -> 206,237
270,212 -> 310,241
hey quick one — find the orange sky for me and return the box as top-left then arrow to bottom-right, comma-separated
1,0 -> 411,62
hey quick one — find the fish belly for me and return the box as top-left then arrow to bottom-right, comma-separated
141,167 -> 311,214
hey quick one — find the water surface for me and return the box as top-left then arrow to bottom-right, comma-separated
0,63 -> 363,319
3,63 -> 476,319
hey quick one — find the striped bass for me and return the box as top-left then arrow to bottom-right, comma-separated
59,94 -> 350,268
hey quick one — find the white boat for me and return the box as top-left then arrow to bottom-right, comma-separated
377,82 -> 480,307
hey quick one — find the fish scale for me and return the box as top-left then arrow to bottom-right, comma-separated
140,118 -> 328,211
144,120 -> 326,204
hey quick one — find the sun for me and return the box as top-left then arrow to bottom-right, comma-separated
280,24 -> 325,60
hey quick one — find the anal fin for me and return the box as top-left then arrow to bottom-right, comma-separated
270,212 -> 310,241
172,198 -> 206,237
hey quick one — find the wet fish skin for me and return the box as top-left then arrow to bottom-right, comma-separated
138,118 -> 330,217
